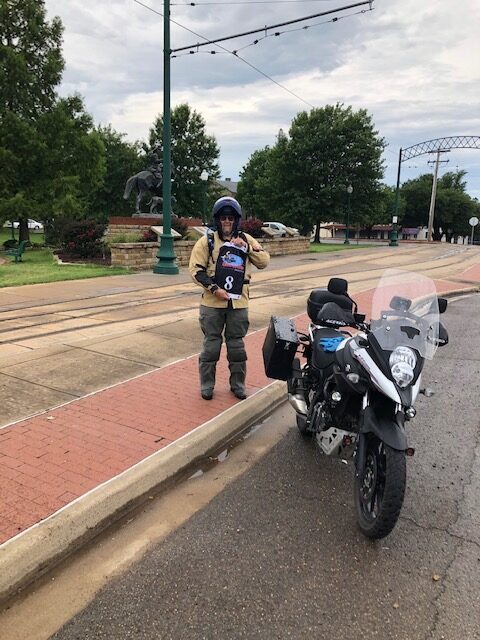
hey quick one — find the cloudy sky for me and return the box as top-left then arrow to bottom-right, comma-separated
44,0 -> 480,198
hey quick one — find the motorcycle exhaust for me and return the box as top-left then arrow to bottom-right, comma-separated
288,393 -> 308,415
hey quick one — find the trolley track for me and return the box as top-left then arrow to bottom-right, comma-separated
0,246 -> 476,349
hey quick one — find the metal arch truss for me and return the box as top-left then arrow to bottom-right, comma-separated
401,136 -> 480,162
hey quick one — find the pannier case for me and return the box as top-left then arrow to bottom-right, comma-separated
262,316 -> 299,380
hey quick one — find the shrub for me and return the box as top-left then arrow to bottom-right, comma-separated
60,220 -> 106,258
141,229 -> 158,242
240,217 -> 264,238
107,232 -> 144,244
3,239 -> 18,249
172,217 -> 189,238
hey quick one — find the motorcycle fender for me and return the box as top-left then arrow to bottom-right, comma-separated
361,406 -> 407,451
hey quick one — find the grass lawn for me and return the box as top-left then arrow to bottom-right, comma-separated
310,242 -> 372,253
0,247 -> 129,288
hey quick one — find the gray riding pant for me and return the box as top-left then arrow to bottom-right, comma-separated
199,305 -> 249,365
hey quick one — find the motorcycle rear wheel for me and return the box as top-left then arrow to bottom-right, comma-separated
354,437 -> 406,539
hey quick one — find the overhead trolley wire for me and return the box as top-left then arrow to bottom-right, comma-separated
172,7 -> 371,57
172,1 -> 341,5
132,0 -> 373,109
171,1 -> 373,52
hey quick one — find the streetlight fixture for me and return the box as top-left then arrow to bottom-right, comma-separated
200,170 -> 209,224
344,184 -> 353,245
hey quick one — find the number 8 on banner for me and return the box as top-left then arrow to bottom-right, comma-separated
224,276 -> 234,291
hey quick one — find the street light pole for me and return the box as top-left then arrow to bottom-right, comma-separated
200,170 -> 209,224
389,215 -> 399,246
153,0 -> 179,274
426,149 -> 449,243
344,184 -> 353,245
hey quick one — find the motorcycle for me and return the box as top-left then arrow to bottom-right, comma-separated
264,269 -> 449,539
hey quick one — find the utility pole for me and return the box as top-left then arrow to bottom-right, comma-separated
426,150 -> 449,242
153,0 -> 179,274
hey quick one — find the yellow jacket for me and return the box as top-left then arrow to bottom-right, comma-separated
189,231 -> 270,308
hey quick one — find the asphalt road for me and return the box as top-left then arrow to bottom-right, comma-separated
47,293 -> 480,640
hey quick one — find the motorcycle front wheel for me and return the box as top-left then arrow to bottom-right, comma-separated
354,436 -> 406,539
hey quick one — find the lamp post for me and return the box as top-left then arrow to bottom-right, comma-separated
200,170 -> 209,224
153,0 -> 179,274
344,184 -> 353,245
389,215 -> 399,247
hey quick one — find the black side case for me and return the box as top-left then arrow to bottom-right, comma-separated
262,316 -> 299,380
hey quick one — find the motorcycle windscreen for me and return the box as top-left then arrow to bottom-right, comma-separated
369,269 -> 440,360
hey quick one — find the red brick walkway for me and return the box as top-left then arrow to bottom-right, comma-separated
0,274 -> 478,546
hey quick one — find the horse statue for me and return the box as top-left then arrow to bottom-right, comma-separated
123,151 -> 164,215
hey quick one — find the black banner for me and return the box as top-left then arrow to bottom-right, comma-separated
214,243 -> 247,299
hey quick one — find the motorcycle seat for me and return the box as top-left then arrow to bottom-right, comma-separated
307,288 -> 353,322
312,328 -> 345,372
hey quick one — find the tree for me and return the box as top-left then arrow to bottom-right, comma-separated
237,105 -> 385,240
0,95 -> 105,240
0,0 -> 64,119
36,96 -> 105,220
400,170 -> 477,241
237,146 -> 271,219
88,125 -> 143,222
147,104 -> 220,218
0,0 -> 65,241
0,2 -> 105,242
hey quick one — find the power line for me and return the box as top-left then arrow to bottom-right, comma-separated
132,0 -> 316,108
172,7 -> 371,56
172,1 -> 373,52
173,0 -> 340,5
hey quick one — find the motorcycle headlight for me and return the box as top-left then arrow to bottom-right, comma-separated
389,347 -> 417,388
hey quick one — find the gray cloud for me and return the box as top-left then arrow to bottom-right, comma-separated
44,0 -> 480,197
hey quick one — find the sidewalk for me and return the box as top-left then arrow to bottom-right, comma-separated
1,256 -> 480,603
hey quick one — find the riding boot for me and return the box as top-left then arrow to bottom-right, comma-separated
229,361 -> 247,400
199,361 -> 217,400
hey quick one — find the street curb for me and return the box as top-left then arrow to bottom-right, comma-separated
442,285 -> 480,297
1,285 -> 478,605
0,381 -> 287,605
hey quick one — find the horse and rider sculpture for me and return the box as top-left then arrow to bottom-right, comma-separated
123,151 -> 176,216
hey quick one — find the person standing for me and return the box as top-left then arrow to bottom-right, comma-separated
189,197 -> 269,400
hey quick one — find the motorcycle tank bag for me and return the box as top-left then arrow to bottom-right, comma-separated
307,288 -> 353,323
262,316 -> 299,380
312,328 -> 345,372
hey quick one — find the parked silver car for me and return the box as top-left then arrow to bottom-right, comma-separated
263,222 -> 300,237
3,219 -> 44,231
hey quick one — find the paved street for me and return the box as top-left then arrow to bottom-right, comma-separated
27,293 -> 480,640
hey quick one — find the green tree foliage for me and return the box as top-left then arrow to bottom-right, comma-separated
237,105 -> 385,240
0,0 -> 64,118
0,2 -> 105,242
236,147 -> 271,219
0,96 -> 105,239
147,104 -> 220,218
400,170 -> 478,241
88,125 -> 143,222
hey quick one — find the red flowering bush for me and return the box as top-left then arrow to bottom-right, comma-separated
240,217 -> 264,238
141,229 -> 158,242
60,220 -> 106,258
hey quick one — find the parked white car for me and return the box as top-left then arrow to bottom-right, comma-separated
263,221 -> 300,237
3,219 -> 44,231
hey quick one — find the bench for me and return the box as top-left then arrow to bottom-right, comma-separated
5,240 -> 28,263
